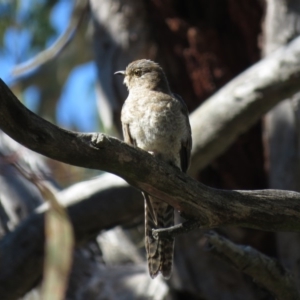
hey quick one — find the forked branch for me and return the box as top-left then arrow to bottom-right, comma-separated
1,78 -> 300,232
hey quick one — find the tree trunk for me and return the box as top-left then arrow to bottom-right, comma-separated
263,0 -> 300,293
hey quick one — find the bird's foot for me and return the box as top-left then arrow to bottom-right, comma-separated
152,218 -> 203,240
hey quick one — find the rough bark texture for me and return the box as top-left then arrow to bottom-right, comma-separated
263,0 -> 300,191
2,78 -> 300,298
3,1 -> 300,299
188,35 -> 300,175
89,5 -> 268,297
5,29 -> 300,179
3,33 -> 300,300
1,79 -> 300,231
263,0 -> 300,294
206,232 -> 300,300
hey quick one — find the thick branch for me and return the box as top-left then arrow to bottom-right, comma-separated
1,79 -> 300,232
206,232 -> 300,300
189,35 -> 300,174
0,174 -> 143,300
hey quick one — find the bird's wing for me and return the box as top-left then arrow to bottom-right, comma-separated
122,123 -> 137,146
180,134 -> 192,173
173,93 -> 192,173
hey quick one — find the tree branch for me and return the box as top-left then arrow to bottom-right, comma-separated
206,231 -> 300,300
3,39 -> 300,296
0,174 -> 143,300
189,35 -> 300,175
11,0 -> 89,77
1,78 -> 300,232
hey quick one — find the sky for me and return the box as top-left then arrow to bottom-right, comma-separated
0,0 -> 98,132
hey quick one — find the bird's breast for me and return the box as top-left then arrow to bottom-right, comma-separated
121,92 -> 188,161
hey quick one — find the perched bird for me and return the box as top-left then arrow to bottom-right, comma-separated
116,59 -> 192,279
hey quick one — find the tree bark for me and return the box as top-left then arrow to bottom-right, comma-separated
2,19 -> 300,299
189,34 -> 300,175
0,173 -> 142,300
263,0 -> 300,293
90,0 -> 152,133
206,231 -> 300,300
1,76 -> 300,231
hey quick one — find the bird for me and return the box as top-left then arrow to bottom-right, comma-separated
115,59 -> 192,279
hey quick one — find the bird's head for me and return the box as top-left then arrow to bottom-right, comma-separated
115,59 -> 170,92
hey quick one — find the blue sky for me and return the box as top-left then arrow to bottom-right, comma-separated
0,0 -> 98,132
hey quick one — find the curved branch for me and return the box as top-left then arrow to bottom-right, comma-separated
0,174 -> 143,300
11,0 -> 89,77
1,79 -> 300,232
189,35 -> 300,175
206,232 -> 300,300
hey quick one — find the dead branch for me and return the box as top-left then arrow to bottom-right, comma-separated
189,35 -> 300,175
1,77 -> 300,232
1,34 -> 300,300
206,231 -> 300,300
0,174 -> 143,300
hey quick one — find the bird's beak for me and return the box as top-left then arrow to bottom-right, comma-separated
114,70 -> 126,76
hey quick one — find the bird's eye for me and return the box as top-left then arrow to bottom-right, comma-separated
134,70 -> 142,77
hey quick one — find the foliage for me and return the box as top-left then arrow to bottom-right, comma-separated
0,0 -> 59,52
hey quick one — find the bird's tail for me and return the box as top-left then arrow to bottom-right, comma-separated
144,193 -> 174,279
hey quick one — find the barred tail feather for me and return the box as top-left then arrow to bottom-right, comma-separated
144,193 -> 174,279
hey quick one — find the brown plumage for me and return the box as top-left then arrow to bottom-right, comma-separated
117,59 -> 192,279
